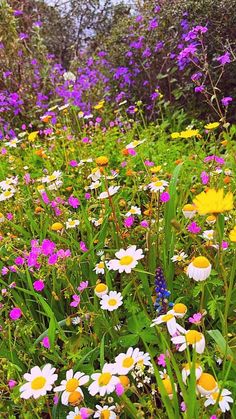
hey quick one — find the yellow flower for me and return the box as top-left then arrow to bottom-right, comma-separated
51,222 -> 63,231
171,132 -> 180,139
204,122 -> 220,130
94,100 -> 105,110
180,129 -> 199,138
193,189 -> 233,215
151,165 -> 162,173
28,131 -> 39,142
95,156 -> 108,166
229,226 -> 236,242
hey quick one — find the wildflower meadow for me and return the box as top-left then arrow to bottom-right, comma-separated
0,0 -> 236,418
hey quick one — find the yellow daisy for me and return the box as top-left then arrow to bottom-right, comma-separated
193,189 -> 233,215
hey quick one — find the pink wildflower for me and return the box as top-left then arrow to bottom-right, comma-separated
189,312 -> 202,324
33,280 -> 45,292
187,222 -> 201,234
9,307 -> 22,320
115,383 -> 124,396
77,281 -> 88,291
124,216 -> 134,228
41,336 -> 50,349
70,294 -> 80,307
160,191 -> 170,202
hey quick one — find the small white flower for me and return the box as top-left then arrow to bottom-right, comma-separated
94,261 -> 106,275
54,369 -> 89,405
63,71 -> 76,82
182,204 -> 196,219
72,317 -> 81,325
204,388 -> 233,413
201,230 -> 214,241
100,291 -> 123,311
108,245 -> 144,274
126,139 -> 145,149
94,283 -> 108,298
151,313 -> 186,336
0,189 -> 15,201
114,347 -> 144,375
182,362 -> 203,384
125,206 -> 141,217
148,180 -> 168,193
88,363 -> 119,396
20,364 -> 58,399
171,330 -> 205,354
94,404 -> 116,419
187,256 -> 211,281
5,138 -> 21,148
171,252 -> 188,263
98,186 -> 120,199
89,181 -> 101,190
66,219 -> 80,229
42,171 -> 62,184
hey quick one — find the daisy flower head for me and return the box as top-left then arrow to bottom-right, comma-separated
182,204 -> 196,219
202,230 -> 214,241
94,261 -> 106,274
0,189 -> 15,201
114,347 -> 144,375
151,313 -> 186,336
66,219 -> 80,229
94,404 -> 116,419
204,388 -> 233,413
170,303 -> 187,318
94,283 -> 108,297
98,185 -> 120,199
172,329 -> 205,354
204,122 -> 220,130
197,373 -> 218,395
108,245 -> 144,274
187,256 -> 211,281
136,351 -> 152,367
125,206 -> 141,217
125,139 -> 145,149
148,179 -> 168,193
193,189 -> 233,215
67,406 -> 93,419
20,364 -> 57,399
88,363 -> 119,396
54,369 -> 89,405
160,377 -> 177,400
182,362 -> 203,384
100,291 -> 123,311
171,252 -> 188,263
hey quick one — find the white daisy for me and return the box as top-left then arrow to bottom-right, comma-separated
171,330 -> 205,354
94,261 -> 106,274
126,139 -> 145,149
125,206 -> 141,217
87,169 -> 102,182
94,283 -> 108,297
42,171 -> 62,183
100,291 -> 123,311
20,364 -> 58,399
91,217 -> 103,227
171,252 -> 188,263
204,388 -> 233,413
182,362 -> 203,384
88,363 -> 119,396
197,373 -> 218,396
94,404 -> 116,419
182,204 -> 196,219
0,212 -> 5,223
0,176 -> 18,190
108,245 -> 144,274
89,181 -> 101,190
148,179 -> 168,193
114,347 -> 143,375
151,313 -> 186,336
66,219 -> 80,229
66,406 -> 92,419
0,189 -> 15,201
201,230 -> 214,241
5,138 -> 21,148
54,369 -> 89,405
169,303 -> 187,318
98,186 -> 120,199
187,256 -> 211,281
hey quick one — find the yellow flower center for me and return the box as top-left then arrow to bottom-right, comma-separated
108,298 -> 117,306
119,255 -> 133,265
98,372 -> 112,386
4,191 -> 12,197
119,375 -> 130,387
173,303 -> 187,314
183,204 -> 195,211
162,378 -> 173,394
212,392 -> 223,401
95,283 -> 107,292
51,222 -> 63,231
48,174 -> 57,181
162,314 -> 174,322
31,376 -> 46,390
101,410 -> 111,419
154,181 -> 163,187
206,215 -> 216,222
192,256 -> 210,268
66,378 -> 79,392
129,208 -> 136,214
97,262 -> 105,269
197,373 -> 217,390
122,357 -> 134,368
68,390 -> 82,404
74,415 -> 82,419
186,330 -> 203,344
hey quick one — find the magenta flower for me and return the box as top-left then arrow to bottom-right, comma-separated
41,239 -> 55,256
144,160 -> 154,166
189,312 -> 202,324
157,353 -> 166,367
24,173 -> 31,184
53,395 -> 59,405
124,216 -> 134,228
77,281 -> 88,291
6,213 -> 13,220
115,383 -> 124,396
140,220 -> 149,228
85,193 -> 91,200
80,241 -> 88,252
187,222 -> 201,234
221,241 -> 229,249
127,148 -> 137,156
48,254 -> 58,265
9,307 -> 22,320
216,52 -> 231,65
70,294 -> 80,307
33,280 -> 45,292
160,191 -> 170,202
200,171 -> 209,185
41,336 -> 50,349
8,379 -> 17,388
69,160 -> 78,167
14,256 -> 24,265
41,192 -> 50,204
221,97 -> 232,107
68,196 -> 80,208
